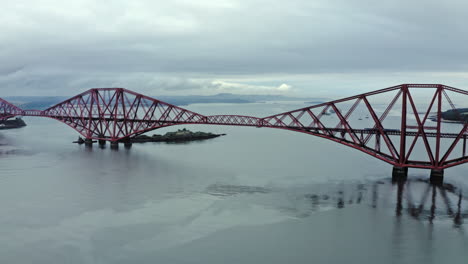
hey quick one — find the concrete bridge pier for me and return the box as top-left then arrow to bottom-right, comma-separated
98,139 -> 106,146
392,166 -> 408,182
121,138 -> 132,149
110,141 -> 119,150
84,138 -> 93,147
430,169 -> 444,185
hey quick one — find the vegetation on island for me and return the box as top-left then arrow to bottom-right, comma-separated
0,118 -> 27,129
132,128 -> 225,143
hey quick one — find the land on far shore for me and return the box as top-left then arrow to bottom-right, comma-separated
441,108 -> 468,122
4,93 -> 328,110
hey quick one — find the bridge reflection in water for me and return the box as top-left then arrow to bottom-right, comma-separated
305,179 -> 467,229
392,180 -> 465,228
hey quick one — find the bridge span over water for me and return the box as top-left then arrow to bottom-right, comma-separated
1,84 -> 467,184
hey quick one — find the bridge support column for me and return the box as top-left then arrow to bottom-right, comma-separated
84,138 -> 93,147
430,169 -> 444,185
392,166 -> 408,182
110,141 -> 119,150
98,139 -> 106,146
121,138 -> 132,149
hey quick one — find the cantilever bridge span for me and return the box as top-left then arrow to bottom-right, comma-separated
1,84 -> 467,183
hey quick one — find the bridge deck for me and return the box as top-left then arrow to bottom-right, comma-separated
1,83 -> 467,171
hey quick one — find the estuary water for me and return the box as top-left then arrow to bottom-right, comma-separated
0,101 -> 467,264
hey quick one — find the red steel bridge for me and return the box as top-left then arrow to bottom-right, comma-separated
1,84 -> 467,183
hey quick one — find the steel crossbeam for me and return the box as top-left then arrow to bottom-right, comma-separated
0,84 -> 466,170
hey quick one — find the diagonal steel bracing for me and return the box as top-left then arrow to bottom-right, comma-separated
0,84 -> 466,170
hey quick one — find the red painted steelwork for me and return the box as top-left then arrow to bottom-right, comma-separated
0,84 -> 466,170
0,98 -> 23,120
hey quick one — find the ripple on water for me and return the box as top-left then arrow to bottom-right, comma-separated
205,184 -> 271,196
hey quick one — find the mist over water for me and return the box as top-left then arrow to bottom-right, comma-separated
0,102 -> 467,263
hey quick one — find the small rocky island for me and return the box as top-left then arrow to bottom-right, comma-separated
0,118 -> 27,129
132,128 -> 226,143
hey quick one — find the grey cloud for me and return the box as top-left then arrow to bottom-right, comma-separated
0,66 -> 24,76
0,70 -> 294,96
1,0 -> 468,95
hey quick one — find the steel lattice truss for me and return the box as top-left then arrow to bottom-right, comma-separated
0,84 -> 467,170
0,98 -> 23,120
261,84 -> 467,169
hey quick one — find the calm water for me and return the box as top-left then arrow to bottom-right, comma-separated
0,102 -> 467,264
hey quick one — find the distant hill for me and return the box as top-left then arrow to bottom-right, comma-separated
157,93 -> 327,106
3,96 -> 68,110
3,93 -> 329,110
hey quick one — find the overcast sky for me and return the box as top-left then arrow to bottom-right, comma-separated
1,0 -> 468,97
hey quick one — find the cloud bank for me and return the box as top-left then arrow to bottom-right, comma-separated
1,0 -> 468,96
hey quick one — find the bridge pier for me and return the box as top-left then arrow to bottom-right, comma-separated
98,139 -> 106,146
84,138 -> 93,147
110,141 -> 119,150
430,169 -> 444,185
121,138 -> 132,149
392,166 -> 408,182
